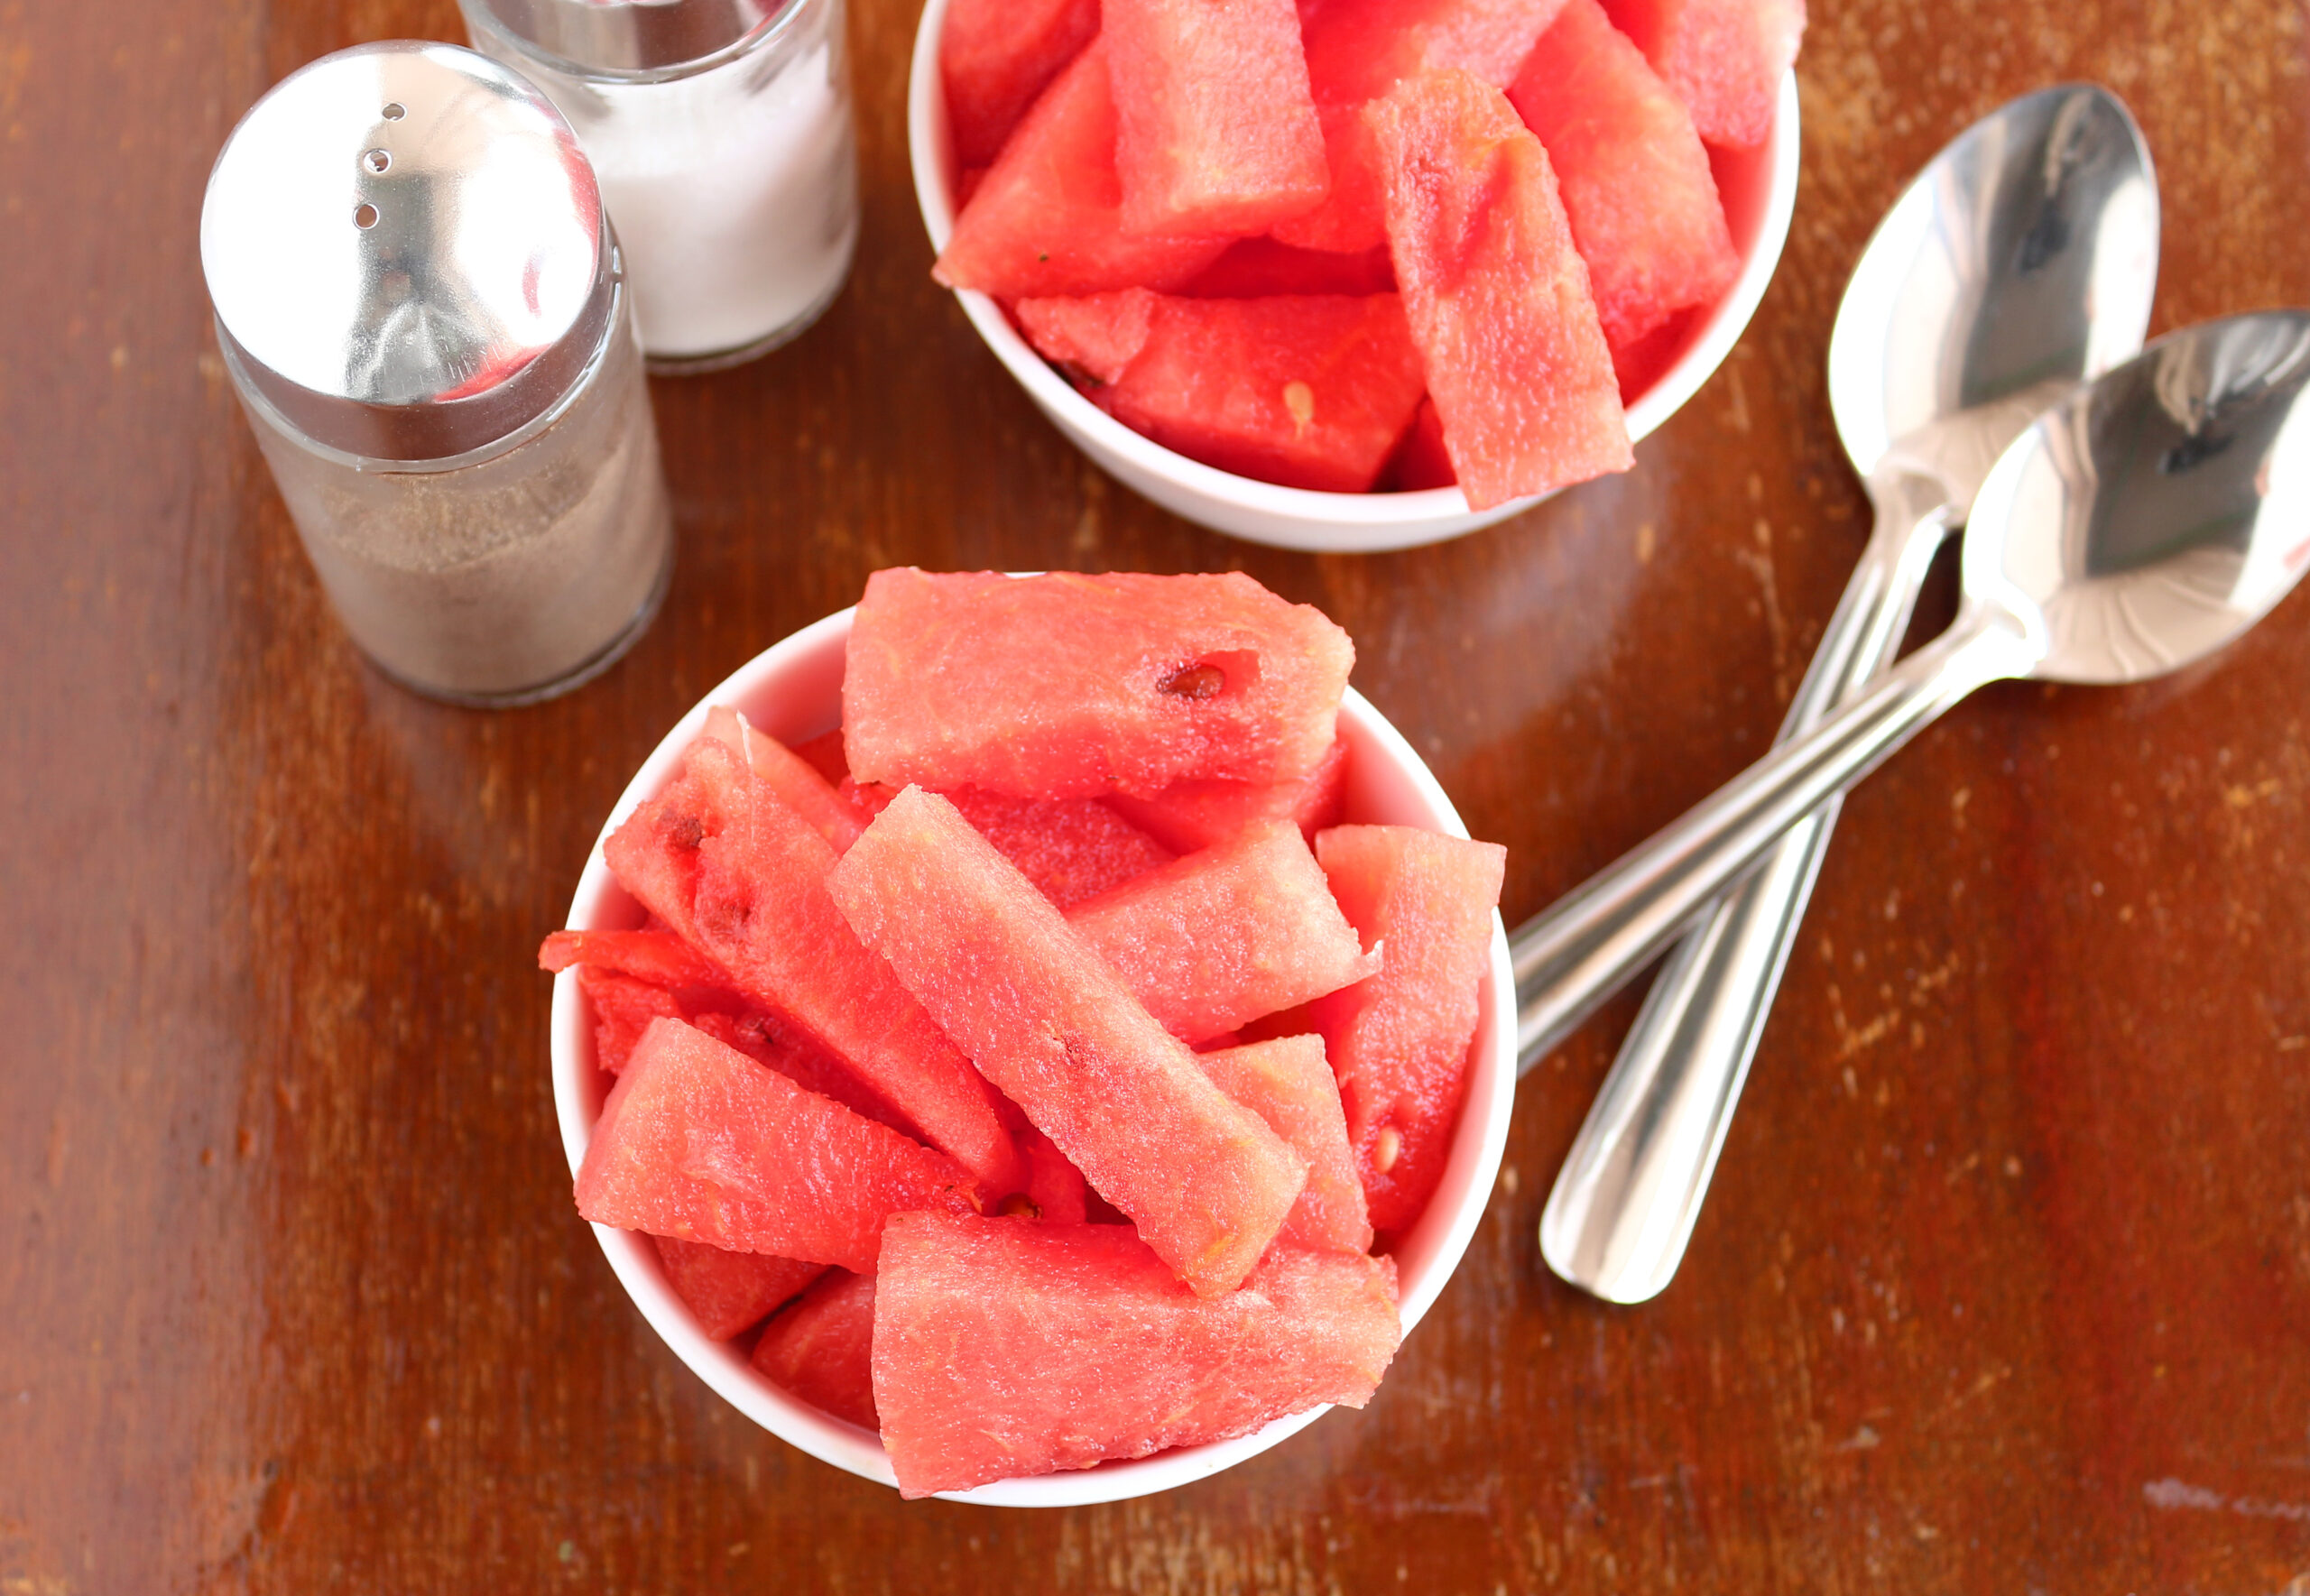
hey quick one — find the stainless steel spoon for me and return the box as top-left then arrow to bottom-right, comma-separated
1533,85 -> 2159,1303
1508,312 -> 2310,1215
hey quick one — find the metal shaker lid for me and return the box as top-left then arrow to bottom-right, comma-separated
473,0 -> 784,73
201,41 -> 614,462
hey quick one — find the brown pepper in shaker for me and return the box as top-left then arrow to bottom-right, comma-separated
201,41 -> 673,706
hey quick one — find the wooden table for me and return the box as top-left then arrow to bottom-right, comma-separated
7,1 -> 2309,1590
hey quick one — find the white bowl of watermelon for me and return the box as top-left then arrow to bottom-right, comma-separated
548,571 -> 1515,1505
908,0 -> 1801,552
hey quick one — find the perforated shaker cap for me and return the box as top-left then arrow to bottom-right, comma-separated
201,41 -> 614,462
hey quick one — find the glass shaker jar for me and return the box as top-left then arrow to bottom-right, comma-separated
459,0 -> 861,373
201,42 -> 674,706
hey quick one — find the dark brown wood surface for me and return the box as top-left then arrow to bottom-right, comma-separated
6,0 -> 2310,1590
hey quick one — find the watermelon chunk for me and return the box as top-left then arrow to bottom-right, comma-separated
1067,818 -> 1380,1044
1196,1036 -> 1372,1253
1299,0 -> 1570,102
1509,0 -> 1738,353
1270,101 -> 1389,254
1104,731 -> 1349,853
604,735 -> 1024,1192
652,1236 -> 826,1340
574,1019 -> 977,1274
846,782 -> 1177,909
753,1269 -> 882,1430
827,788 -> 1308,1296
540,927 -> 730,992
940,0 -> 1101,166
1307,825 -> 1504,1232
1013,288 -> 1158,387
792,727 -> 851,786
1600,0 -> 1800,150
571,966 -> 683,1076
934,42 -> 1234,301
1069,291 -> 1430,492
686,1010 -> 919,1137
1184,236 -> 1396,298
873,1212 -> 1400,1497
702,704 -> 868,853
843,569 -> 1354,800
1104,0 -> 1329,236
1383,394 -> 1456,489
1366,70 -> 1631,509
1016,1123 -> 1093,1222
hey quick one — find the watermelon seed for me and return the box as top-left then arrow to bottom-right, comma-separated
997,1192 -> 1042,1219
1372,1126 -> 1402,1174
1158,662 -> 1224,699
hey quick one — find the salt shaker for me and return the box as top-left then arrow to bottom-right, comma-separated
458,0 -> 861,372
201,42 -> 674,706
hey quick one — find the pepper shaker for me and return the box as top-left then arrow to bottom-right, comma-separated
201,42 -> 674,706
459,0 -> 861,373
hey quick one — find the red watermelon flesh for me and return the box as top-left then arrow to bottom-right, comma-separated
935,42 -> 1234,301
843,569 -> 1354,800
1013,288 -> 1157,388
1104,728 -> 1349,853
687,1010 -> 919,1138
652,1236 -> 827,1341
1104,0 -> 1329,236
571,966 -> 684,1076
1055,291 -> 1429,493
1270,101 -> 1389,254
1196,1036 -> 1372,1253
702,704 -> 869,853
873,1212 -> 1400,1497
792,728 -> 850,787
753,1268 -> 882,1430
1510,0 -> 1737,353
541,927 -> 729,992
845,781 -> 1177,908
827,788 -> 1308,1297
1184,236 -> 1396,299
1367,70 -> 1631,509
574,1019 -> 977,1275
1016,1124 -> 1092,1222
1307,825 -> 1504,1232
1383,394 -> 1456,489
1066,818 -> 1380,1044
1300,0 -> 1569,103
940,0 -> 1100,167
550,940 -> 917,1133
1600,0 -> 1799,150
603,735 -> 1025,1194
947,787 -> 1178,908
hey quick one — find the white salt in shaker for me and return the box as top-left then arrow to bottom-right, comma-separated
459,0 -> 861,372
201,42 -> 674,706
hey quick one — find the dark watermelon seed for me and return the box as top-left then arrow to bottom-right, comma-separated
1158,662 -> 1225,700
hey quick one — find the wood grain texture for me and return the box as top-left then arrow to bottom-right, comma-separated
4,0 -> 2309,1590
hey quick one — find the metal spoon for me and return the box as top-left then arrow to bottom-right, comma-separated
1508,312 -> 2310,1223
1533,85 -> 2159,1303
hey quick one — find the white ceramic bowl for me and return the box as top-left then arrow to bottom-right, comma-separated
550,601 -> 1517,1506
906,5 -> 1800,552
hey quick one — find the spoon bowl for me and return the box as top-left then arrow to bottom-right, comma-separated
1975,311 -> 2310,683
1829,83 -> 2160,487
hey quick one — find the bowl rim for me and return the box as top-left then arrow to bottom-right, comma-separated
549,596 -> 1518,1507
903,0 -> 1801,549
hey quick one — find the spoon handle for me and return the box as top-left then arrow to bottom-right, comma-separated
1532,468 -> 1953,1303
1510,608 -> 2035,1073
